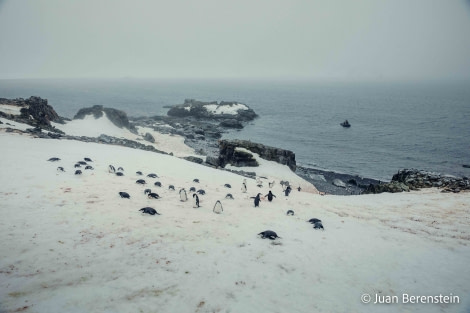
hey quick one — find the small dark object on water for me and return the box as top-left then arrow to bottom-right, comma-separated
119,192 -> 130,199
340,119 -> 351,127
225,193 -> 234,199
136,179 -> 146,185
148,192 -> 160,199
463,164 -> 470,168
48,157 -> 61,162
313,222 -> 324,230
116,172 -> 124,176
147,173 -> 158,178
258,230 -> 281,240
154,181 -> 162,187
197,189 -> 206,195
139,207 -> 160,215
75,170 -> 82,175
224,184 -> 231,188
286,210 -> 294,216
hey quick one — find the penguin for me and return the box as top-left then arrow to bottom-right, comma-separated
253,193 -> 261,207
85,165 -> 94,170
268,181 -> 275,188
148,192 -> 160,199
57,167 -> 65,172
117,167 -> 124,171
192,193 -> 200,208
47,157 -> 61,162
297,186 -> 301,192
224,184 -> 231,188
168,185 -> 175,191
265,190 -> 276,202
179,188 -> 188,202
193,178 -> 200,183
154,181 -> 162,187
136,171 -> 143,175
84,157 -> 92,162
286,210 -> 294,216
197,189 -> 206,195
108,165 -> 116,173
241,182 -> 247,193
284,186 -> 292,197
75,170 -> 82,175
119,192 -> 130,199
116,172 -> 124,176
213,200 -> 223,214
78,161 -> 87,165
144,189 -> 152,194
74,164 -> 81,168
189,187 -> 196,192
147,173 -> 158,178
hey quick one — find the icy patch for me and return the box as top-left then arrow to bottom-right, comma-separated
204,103 -> 248,115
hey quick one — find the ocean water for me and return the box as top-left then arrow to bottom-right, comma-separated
1,78 -> 469,181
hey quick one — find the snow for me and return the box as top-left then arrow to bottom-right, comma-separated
204,103 -> 248,115
51,114 -> 195,157
1,122 -> 470,313
0,117 -> 32,131
0,104 -> 24,116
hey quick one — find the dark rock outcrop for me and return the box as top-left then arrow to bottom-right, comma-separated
143,132 -> 155,143
217,139 -> 296,172
0,96 -> 64,133
74,105 -> 137,133
167,99 -> 257,123
363,169 -> 470,194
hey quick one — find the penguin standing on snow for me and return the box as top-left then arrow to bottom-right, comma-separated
179,188 -> 188,202
241,181 -> 247,193
253,193 -> 261,207
192,193 -> 200,208
265,190 -> 276,202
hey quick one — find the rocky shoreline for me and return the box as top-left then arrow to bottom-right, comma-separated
1,96 -> 468,196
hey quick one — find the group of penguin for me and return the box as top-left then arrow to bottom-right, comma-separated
49,156 -> 323,239
48,156 -> 95,175
111,167 -> 225,215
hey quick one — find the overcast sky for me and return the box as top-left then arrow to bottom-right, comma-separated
1,0 -> 470,81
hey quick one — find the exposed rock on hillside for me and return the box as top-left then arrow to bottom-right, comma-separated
0,96 -> 65,132
217,139 -> 296,172
73,105 -> 137,133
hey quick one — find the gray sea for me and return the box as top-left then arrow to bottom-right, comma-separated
1,78 -> 469,181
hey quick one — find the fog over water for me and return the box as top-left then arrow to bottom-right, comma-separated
1,0 -> 470,81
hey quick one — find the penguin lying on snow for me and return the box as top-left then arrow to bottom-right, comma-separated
258,230 -> 281,240
139,207 -> 160,215
119,192 -> 130,199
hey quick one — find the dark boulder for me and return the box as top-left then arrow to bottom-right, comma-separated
218,139 -> 296,172
143,132 -> 155,143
